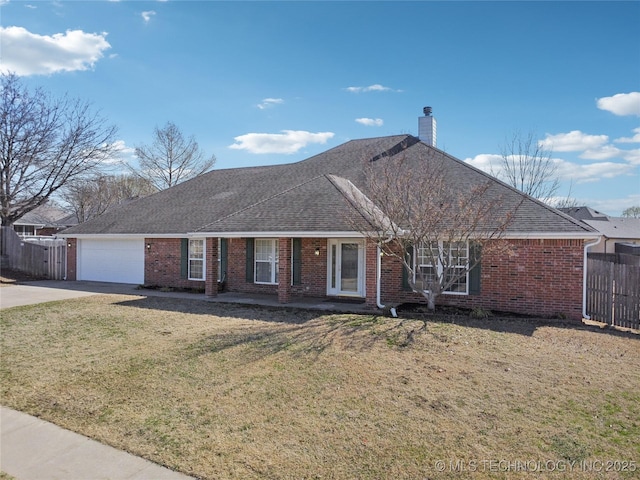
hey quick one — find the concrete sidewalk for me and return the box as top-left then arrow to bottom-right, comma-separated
0,406 -> 194,480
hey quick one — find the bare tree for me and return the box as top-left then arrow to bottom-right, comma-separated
62,174 -> 157,222
622,206 -> 640,218
132,121 -> 215,190
346,148 -> 519,311
493,131 -> 560,203
0,73 -> 118,227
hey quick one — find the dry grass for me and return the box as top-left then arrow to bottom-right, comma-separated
1,295 -> 639,479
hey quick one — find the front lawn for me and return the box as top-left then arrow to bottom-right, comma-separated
1,295 -> 638,479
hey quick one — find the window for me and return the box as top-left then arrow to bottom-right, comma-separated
14,225 -> 35,237
188,239 -> 205,280
255,239 -> 279,284
415,241 -> 468,294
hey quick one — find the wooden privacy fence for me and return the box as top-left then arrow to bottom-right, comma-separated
1,227 -> 67,280
586,254 -> 640,330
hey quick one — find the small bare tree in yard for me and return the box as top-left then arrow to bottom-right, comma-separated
132,121 -> 215,190
0,73 -> 118,227
348,148 -> 519,311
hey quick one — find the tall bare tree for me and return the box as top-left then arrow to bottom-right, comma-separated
346,147 -> 519,311
493,131 -> 560,203
62,174 -> 157,222
132,121 -> 215,190
0,73 -> 118,227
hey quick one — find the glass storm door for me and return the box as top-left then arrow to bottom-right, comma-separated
327,239 -> 364,297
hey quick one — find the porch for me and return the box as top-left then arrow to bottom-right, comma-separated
209,291 -> 375,314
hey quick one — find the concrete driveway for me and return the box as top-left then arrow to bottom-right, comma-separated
0,280 -> 143,309
0,280 -> 376,313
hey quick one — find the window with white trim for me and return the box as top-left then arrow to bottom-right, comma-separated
188,239 -> 205,280
255,239 -> 279,284
416,241 -> 468,294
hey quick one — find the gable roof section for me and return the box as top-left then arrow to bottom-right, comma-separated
14,205 -> 77,228
62,134 -> 596,238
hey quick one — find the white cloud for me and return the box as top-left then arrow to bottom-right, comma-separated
555,160 -> 634,183
539,130 -> 609,152
621,148 -> 640,166
141,11 -> 156,23
98,140 -> 135,167
345,84 -> 400,93
112,139 -> 135,156
0,26 -> 111,76
465,153 -> 635,185
578,145 -> 622,161
229,130 -> 334,154
615,127 -> 640,144
596,92 -> 640,116
257,98 -> 283,110
463,153 -> 501,174
355,117 -> 383,127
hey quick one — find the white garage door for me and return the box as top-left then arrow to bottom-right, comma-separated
77,238 -> 144,284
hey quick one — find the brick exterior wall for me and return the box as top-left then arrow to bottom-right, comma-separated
380,238 -> 585,321
66,238 -> 77,280
205,239 -> 218,297
278,237 -> 292,303
225,238 -> 330,297
79,235 -> 585,321
291,238 -> 329,297
144,238 -> 207,291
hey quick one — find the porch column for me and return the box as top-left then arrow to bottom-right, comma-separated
66,238 -> 77,281
278,237 -> 292,303
365,240 -> 379,308
205,237 -> 218,297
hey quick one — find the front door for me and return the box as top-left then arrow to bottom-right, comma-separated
327,239 -> 365,297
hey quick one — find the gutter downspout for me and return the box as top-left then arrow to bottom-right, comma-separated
582,236 -> 602,320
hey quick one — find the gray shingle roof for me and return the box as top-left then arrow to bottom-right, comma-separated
62,135 -> 595,237
583,218 -> 640,239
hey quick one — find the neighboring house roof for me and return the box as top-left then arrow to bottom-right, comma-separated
560,206 -> 640,240
14,205 -> 78,228
559,206 -> 609,222
582,218 -> 640,240
61,135 -> 595,238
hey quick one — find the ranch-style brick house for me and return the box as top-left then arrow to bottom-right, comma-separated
61,114 -> 600,321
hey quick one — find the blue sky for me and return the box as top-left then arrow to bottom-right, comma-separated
1,0 -> 639,216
